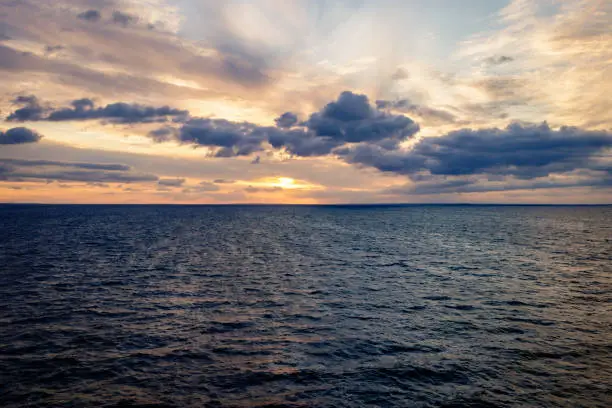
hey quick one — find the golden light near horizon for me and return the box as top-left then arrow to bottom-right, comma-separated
276,177 -> 296,188
246,176 -> 323,191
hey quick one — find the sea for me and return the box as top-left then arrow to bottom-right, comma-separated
0,204 -> 610,407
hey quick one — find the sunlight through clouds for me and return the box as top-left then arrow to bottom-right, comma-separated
0,0 -> 610,203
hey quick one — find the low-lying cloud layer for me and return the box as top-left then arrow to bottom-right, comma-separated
3,89 -> 610,198
0,158 -> 159,183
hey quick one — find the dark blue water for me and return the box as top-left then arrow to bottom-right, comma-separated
1,205 -> 610,407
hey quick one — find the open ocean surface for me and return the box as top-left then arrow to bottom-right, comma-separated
0,204 -> 610,408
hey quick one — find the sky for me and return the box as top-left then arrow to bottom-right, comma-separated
0,0 -> 610,204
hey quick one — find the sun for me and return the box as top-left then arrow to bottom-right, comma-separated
251,176 -> 321,191
276,177 -> 296,188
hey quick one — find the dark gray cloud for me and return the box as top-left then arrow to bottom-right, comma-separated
0,158 -> 158,183
78,8 -> 139,27
340,122 -> 612,180
339,143 -> 425,175
0,158 -> 129,171
0,127 -> 43,144
267,128 -> 336,157
112,11 -> 137,26
77,10 -> 102,22
148,91 -> 419,157
158,178 -> 185,187
390,175 -> 612,196
320,91 -> 372,121
307,92 -> 419,142
7,96 -> 188,124
269,91 -> 420,156
413,123 -> 612,178
148,126 -> 177,142
274,112 -> 298,128
214,179 -> 235,184
177,118 -> 267,157
0,169 -> 157,183
7,95 -> 45,121
46,99 -> 188,123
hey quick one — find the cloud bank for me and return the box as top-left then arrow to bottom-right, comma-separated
0,158 -> 159,183
147,91 -> 420,158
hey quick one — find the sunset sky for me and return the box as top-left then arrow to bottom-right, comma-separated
0,0 -> 610,204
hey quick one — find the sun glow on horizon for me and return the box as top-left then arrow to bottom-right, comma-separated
249,176 -> 321,191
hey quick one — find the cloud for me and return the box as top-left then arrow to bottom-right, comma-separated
112,11 -> 137,26
3,170 -> 157,183
7,95 -> 45,121
274,112 -> 298,128
150,89 -> 421,159
197,181 -> 220,191
391,68 -> 409,80
484,55 -> 514,65
0,128 -> 404,203
319,91 -> 373,121
7,88 -> 609,197
0,158 -> 158,183
148,91 -> 418,157
77,8 -> 138,26
44,45 -> 64,54
413,123 -> 612,178
457,0 -> 612,129
340,122 -> 612,180
376,99 -> 457,125
0,159 -> 129,171
307,92 -> 419,142
0,0 -> 275,102
77,10 -> 102,22
0,43 -> 223,100
267,128 -> 337,157
269,91 -> 420,156
244,185 -> 282,193
158,178 -> 185,187
7,96 -> 188,124
176,118 -> 267,157
390,174 -> 612,196
338,143 -> 425,175
181,181 -> 220,193
0,127 -> 43,144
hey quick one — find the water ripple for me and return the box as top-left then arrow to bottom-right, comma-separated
1,204 -> 611,407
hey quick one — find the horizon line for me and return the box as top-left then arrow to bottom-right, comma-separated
1,202 -> 611,207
